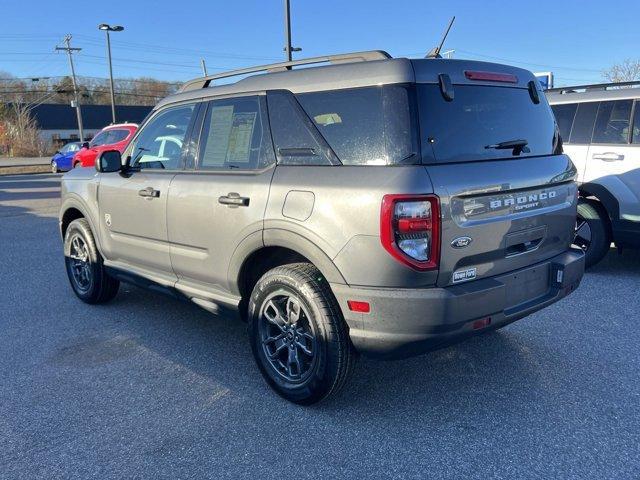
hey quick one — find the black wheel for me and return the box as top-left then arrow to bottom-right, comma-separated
574,198 -> 611,269
248,263 -> 356,405
51,161 -> 59,173
73,161 -> 81,169
64,218 -> 119,304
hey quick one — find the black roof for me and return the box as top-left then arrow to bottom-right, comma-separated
25,103 -> 152,130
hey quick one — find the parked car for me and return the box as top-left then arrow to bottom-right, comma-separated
50,141 -> 81,172
547,81 -> 640,267
72,123 -> 137,168
60,51 -> 584,404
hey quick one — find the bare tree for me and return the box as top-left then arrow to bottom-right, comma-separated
0,101 -> 48,157
603,59 -> 640,83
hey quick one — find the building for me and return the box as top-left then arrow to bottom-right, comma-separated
29,103 -> 152,145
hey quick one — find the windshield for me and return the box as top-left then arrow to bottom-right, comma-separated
61,143 -> 79,153
417,84 -> 557,163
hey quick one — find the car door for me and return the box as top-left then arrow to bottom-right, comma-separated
97,103 -> 197,285
167,94 -> 276,297
585,99 -> 639,182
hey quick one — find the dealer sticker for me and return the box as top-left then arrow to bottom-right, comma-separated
453,267 -> 477,283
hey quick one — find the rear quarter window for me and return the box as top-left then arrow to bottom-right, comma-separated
551,103 -> 578,143
295,86 -> 418,166
569,102 -> 599,144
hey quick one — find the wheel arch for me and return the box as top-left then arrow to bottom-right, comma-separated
59,197 -> 101,249
579,182 -> 619,221
229,229 -> 347,310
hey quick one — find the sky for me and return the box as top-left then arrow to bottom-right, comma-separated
1,0 -> 639,87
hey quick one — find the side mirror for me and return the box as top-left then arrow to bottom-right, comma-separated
81,142 -> 90,149
97,150 -> 122,173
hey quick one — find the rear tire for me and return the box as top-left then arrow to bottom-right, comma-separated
51,161 -> 59,173
574,198 -> 611,269
64,218 -> 119,304
248,263 -> 356,405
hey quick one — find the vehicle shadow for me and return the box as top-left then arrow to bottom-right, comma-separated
588,246 -> 640,277
98,283 -> 562,421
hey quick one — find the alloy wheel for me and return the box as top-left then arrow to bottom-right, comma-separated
258,291 -> 318,383
68,234 -> 92,293
573,216 -> 592,252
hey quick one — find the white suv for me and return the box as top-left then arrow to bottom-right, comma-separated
547,81 -> 640,267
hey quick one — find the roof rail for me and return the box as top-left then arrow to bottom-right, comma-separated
178,50 -> 392,93
547,80 -> 640,94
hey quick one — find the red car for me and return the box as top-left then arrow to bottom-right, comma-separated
73,123 -> 138,168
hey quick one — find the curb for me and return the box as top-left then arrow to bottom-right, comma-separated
0,165 -> 52,176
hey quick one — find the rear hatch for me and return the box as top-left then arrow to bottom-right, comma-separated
413,60 -> 578,287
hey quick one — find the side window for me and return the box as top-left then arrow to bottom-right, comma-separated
104,129 -> 129,145
90,132 -> 108,147
551,103 -> 578,143
267,91 -> 334,166
633,102 -> 640,144
129,104 -> 195,170
592,100 -> 633,144
569,102 -> 599,145
197,96 -> 274,170
296,86 -> 418,166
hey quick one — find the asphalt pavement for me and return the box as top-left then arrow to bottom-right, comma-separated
0,173 -> 638,479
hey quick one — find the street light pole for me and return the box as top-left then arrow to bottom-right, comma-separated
98,24 -> 124,124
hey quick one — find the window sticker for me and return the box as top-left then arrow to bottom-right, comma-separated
227,112 -> 257,164
204,105 -> 235,166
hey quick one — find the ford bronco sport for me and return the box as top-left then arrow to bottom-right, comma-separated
60,51 -> 584,404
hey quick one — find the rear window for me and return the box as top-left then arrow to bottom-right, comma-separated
295,86 -> 418,166
417,84 -> 557,163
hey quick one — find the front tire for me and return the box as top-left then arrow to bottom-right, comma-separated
574,198 -> 611,269
248,263 -> 356,405
64,218 -> 119,304
51,161 -> 59,173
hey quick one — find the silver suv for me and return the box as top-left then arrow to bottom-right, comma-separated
60,51 -> 584,404
547,81 -> 640,267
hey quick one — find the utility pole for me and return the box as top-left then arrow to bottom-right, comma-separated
283,0 -> 301,66
56,35 -> 84,142
200,58 -> 208,76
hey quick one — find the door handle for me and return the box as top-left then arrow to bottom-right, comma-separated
592,152 -> 624,161
138,187 -> 160,198
218,192 -> 250,207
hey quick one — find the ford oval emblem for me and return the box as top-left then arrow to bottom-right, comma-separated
451,236 -> 472,249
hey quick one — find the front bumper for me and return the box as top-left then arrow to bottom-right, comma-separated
331,249 -> 584,359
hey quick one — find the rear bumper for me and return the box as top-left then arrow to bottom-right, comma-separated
331,249 -> 584,359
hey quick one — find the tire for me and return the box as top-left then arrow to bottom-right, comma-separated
51,161 -> 59,173
248,263 -> 356,405
574,198 -> 611,269
64,218 -> 120,304
73,161 -> 81,169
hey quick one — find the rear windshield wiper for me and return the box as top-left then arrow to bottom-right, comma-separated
484,139 -> 528,155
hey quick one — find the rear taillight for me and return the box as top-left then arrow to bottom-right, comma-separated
380,194 -> 440,271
